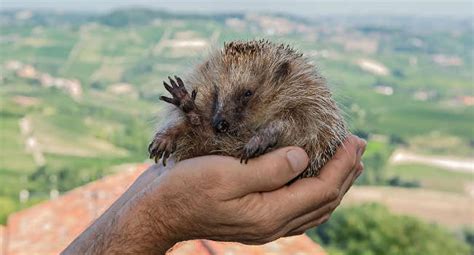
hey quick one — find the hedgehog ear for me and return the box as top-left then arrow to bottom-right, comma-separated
273,61 -> 291,82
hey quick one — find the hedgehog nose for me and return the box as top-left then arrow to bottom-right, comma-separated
213,119 -> 229,133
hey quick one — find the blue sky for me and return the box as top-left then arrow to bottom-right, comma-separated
0,0 -> 472,17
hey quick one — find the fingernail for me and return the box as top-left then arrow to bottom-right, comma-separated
287,149 -> 308,173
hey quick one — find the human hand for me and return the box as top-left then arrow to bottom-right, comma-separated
144,134 -> 366,247
63,135 -> 365,254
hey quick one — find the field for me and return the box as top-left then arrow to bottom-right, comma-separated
0,9 -> 472,229
343,186 -> 473,228
386,163 -> 473,194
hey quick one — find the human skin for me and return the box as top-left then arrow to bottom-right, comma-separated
63,135 -> 366,255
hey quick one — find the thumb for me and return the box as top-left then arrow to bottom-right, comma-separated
230,147 -> 309,196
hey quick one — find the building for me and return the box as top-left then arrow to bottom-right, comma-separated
0,164 -> 325,255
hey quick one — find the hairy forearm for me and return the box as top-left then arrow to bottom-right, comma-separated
63,165 -> 173,254
86,187 -> 174,254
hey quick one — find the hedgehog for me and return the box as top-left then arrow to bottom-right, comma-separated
148,40 -> 348,178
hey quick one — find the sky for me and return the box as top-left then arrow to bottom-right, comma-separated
0,0 -> 472,17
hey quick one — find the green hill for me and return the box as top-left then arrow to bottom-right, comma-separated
0,9 -> 472,224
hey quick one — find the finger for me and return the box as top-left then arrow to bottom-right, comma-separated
340,152 -> 365,195
174,75 -> 185,87
282,197 -> 336,234
285,213 -> 331,237
282,150 -> 365,230
266,177 -> 338,222
356,162 -> 364,177
343,161 -> 365,196
342,143 -> 366,195
160,96 -> 177,105
317,135 -> 365,188
267,136 -> 364,219
235,147 -> 308,195
172,147 -> 309,198
285,160 -> 359,226
340,164 -> 358,195
163,81 -> 173,93
168,76 -> 178,88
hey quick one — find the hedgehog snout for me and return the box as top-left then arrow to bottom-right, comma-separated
212,115 -> 230,133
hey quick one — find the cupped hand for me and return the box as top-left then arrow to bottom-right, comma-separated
145,135 -> 366,246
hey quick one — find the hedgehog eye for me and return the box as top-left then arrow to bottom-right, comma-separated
244,90 -> 253,97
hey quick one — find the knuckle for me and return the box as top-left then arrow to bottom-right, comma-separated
265,156 -> 283,172
325,187 -> 340,202
347,149 -> 358,167
341,138 -> 358,165
266,173 -> 282,188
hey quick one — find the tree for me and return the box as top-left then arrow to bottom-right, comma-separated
308,203 -> 470,255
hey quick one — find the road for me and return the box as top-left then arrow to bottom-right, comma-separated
389,149 -> 474,174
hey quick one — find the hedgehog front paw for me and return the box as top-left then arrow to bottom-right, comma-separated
160,76 -> 197,113
240,135 -> 278,164
148,133 -> 177,166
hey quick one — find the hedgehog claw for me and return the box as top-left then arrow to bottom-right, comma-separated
148,133 -> 176,166
240,134 -> 278,164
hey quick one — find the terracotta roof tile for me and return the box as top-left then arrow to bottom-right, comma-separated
1,164 -> 325,255
0,225 -> 5,255
168,236 -> 325,255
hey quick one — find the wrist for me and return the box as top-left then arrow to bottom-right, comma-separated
126,188 -> 178,254
142,181 -> 191,243
93,187 -> 176,254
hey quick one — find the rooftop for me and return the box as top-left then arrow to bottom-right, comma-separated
1,164 -> 325,255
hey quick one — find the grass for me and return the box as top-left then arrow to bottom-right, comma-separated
0,115 -> 36,173
344,88 -> 474,140
386,163 -> 473,194
0,12 -> 473,226
0,78 -> 151,223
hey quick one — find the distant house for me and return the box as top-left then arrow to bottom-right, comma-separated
39,73 -> 54,87
16,65 -> 38,79
457,96 -> 474,106
374,85 -> 394,96
245,14 -> 313,36
0,164 -> 326,255
107,83 -> 138,98
53,78 -> 83,99
432,54 -> 463,67
12,96 -> 41,107
64,79 -> 83,100
5,60 -> 83,100
344,38 -> 379,54
225,18 -> 247,31
5,60 -> 23,71
357,59 -> 390,76
413,90 -> 437,101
